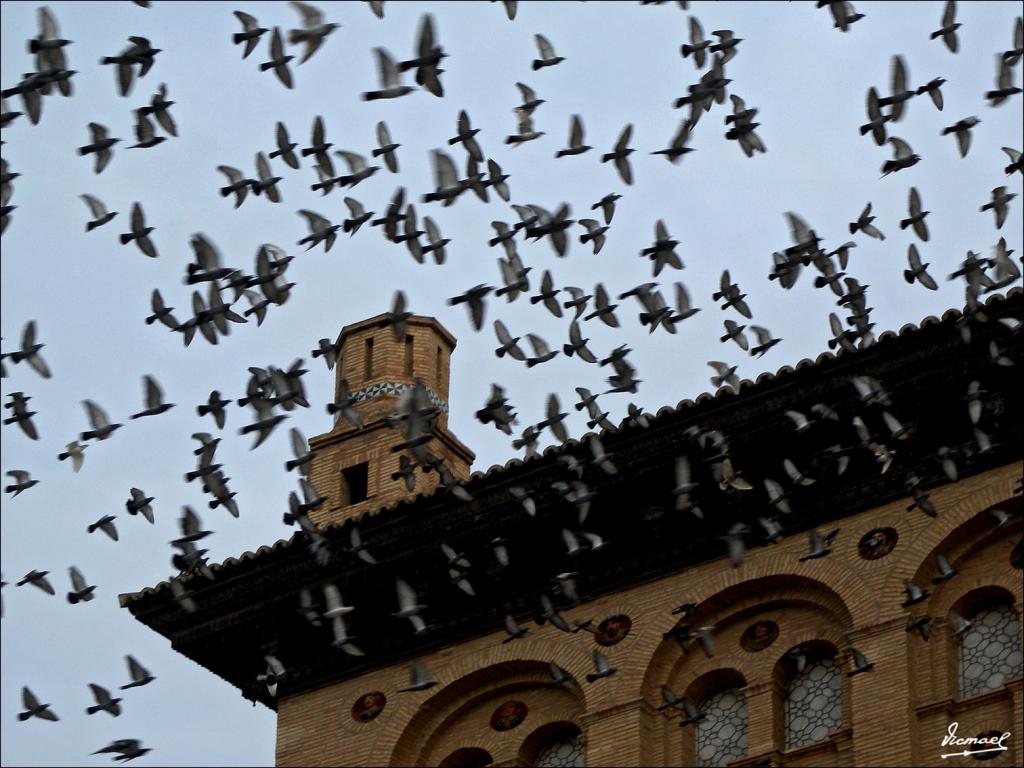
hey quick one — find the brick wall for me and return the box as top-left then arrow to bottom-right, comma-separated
276,462 -> 1022,767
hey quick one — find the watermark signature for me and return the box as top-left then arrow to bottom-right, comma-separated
940,722 -> 1011,759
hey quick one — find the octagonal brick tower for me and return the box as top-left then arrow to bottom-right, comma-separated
306,313 -> 475,528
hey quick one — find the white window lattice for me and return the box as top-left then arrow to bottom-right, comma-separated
784,657 -> 843,749
958,605 -> 1023,698
695,687 -> 747,767
534,735 -> 584,767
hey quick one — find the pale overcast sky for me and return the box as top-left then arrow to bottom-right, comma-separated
1,1 -> 1021,765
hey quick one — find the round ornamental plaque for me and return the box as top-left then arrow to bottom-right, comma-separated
971,731 -> 1006,760
351,691 -> 386,723
595,615 -> 632,646
740,620 -> 779,651
490,700 -> 528,732
858,528 -> 898,560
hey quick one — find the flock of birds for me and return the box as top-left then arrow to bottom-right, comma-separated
2,0 -> 1023,763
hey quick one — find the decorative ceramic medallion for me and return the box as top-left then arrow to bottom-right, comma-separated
490,700 -> 527,732
971,731 -> 1006,760
595,614 -> 632,646
858,527 -> 898,560
740,620 -> 779,651
351,691 -> 386,723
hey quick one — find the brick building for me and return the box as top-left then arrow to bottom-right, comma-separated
121,290 -> 1023,767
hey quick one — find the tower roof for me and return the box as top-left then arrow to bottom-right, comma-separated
335,313 -> 458,350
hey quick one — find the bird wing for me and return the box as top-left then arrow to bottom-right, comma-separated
234,10 -> 258,31
83,399 -> 109,429
889,137 -> 912,159
516,81 -> 537,103
266,654 -> 286,676
143,375 -> 163,409
290,1 -> 324,28
891,55 -> 907,95
134,113 -> 155,143
396,578 -> 417,611
535,33 -> 557,60
568,114 -> 584,148
432,150 -> 459,188
953,126 -> 972,158
689,15 -> 704,44
786,211 -> 811,243
375,47 -> 400,88
416,13 -> 436,57
256,152 -> 273,182
750,325 -> 773,345
344,196 -> 366,217
70,566 -> 88,592
80,194 -> 107,218
38,6 -> 59,38
942,0 -> 956,27
615,155 -> 633,185
126,655 -> 149,681
270,26 -> 285,60
289,427 -> 308,458
217,165 -> 243,185
527,333 -> 551,356
376,120 -> 392,148
615,123 -> 633,152
89,683 -> 112,705
516,110 -> 535,135
298,209 -> 330,232
337,150 -> 367,174
22,687 -> 41,710
131,202 -> 145,232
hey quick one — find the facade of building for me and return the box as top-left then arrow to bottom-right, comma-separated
121,290 -> 1023,768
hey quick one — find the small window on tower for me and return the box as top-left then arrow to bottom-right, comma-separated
340,462 -> 369,505
405,335 -> 415,376
364,338 -> 374,380
436,345 -> 443,384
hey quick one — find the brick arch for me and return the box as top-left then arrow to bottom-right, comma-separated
891,481 -> 1021,610
387,656 -> 587,767
914,498 -> 1024,619
637,572 -> 856,704
772,635 -> 844,679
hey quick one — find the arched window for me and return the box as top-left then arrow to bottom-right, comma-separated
784,656 -> 843,748
521,722 -> 584,768
534,735 -> 584,767
958,604 -> 1023,698
695,686 -> 747,767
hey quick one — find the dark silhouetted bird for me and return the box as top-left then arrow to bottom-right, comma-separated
602,124 -> 635,185
119,202 -> 157,258
533,33 -> 565,69
78,123 -> 120,174
259,27 -> 294,89
881,137 -> 920,176
942,116 -> 979,158
232,10 -> 267,58
931,0 -> 961,53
